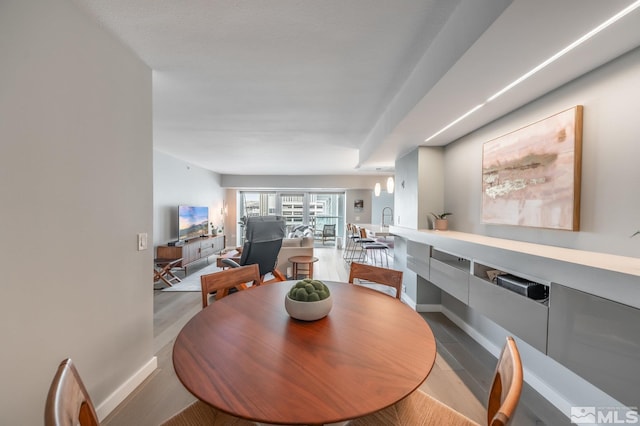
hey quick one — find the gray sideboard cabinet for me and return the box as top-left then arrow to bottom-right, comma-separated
548,284 -> 640,408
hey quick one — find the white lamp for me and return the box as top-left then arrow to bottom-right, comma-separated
386,177 -> 395,194
374,182 -> 381,197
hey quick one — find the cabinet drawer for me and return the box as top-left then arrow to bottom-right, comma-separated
407,256 -> 429,280
548,284 -> 640,407
184,243 -> 200,263
429,258 -> 469,304
200,247 -> 215,258
469,276 -> 548,353
200,239 -> 215,255
156,246 -> 181,260
407,241 -> 430,259
212,235 -> 225,252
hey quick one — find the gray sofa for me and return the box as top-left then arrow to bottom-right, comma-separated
276,237 -> 314,277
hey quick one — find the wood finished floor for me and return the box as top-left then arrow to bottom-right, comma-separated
104,246 -> 569,425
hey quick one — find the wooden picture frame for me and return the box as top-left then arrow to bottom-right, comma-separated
481,106 -> 583,230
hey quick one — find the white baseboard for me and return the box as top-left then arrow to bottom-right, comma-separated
440,306 -> 501,356
96,356 -> 158,421
400,294 -> 444,314
401,293 -> 416,309
416,303 -> 443,312
439,307 -> 572,422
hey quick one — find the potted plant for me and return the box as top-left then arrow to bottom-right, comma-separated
430,212 -> 453,231
285,279 -> 332,321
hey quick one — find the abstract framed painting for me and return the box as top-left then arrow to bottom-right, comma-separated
481,106 -> 583,230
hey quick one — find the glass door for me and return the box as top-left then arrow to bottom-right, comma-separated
309,193 -> 345,244
239,191 -> 345,245
238,192 -> 277,243
279,193 -> 306,232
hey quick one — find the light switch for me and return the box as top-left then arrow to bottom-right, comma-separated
137,233 -> 148,251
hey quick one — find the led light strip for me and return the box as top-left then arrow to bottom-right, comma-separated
424,0 -> 640,143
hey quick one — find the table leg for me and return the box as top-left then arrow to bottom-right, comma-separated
309,262 -> 314,279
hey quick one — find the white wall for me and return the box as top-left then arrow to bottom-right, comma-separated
444,45 -> 640,258
153,151 -> 225,248
221,174 -> 388,190
418,147 -> 445,229
433,43 -> 640,414
0,0 -> 153,424
371,189 -> 394,226
345,189 -> 373,225
395,150 -> 420,228
395,146 -> 444,229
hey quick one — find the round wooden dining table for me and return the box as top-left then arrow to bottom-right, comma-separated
172,280 -> 437,425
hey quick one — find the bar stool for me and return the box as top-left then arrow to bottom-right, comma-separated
342,224 -> 353,260
346,227 -> 376,263
362,243 -> 390,267
362,237 -> 390,267
343,224 -> 363,262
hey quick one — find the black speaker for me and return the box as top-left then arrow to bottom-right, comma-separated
496,274 -> 548,300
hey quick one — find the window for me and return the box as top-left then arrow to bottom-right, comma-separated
238,191 -> 345,244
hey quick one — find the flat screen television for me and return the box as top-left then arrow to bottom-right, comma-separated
178,205 -> 209,240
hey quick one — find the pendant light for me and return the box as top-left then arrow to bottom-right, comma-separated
387,177 -> 395,194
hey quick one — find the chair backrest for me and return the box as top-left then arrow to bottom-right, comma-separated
244,215 -> 286,243
239,216 -> 286,277
358,227 -> 375,241
323,224 -> 336,236
345,224 -> 354,239
239,239 -> 284,277
201,263 -> 261,308
45,359 -> 99,426
348,262 -> 403,300
487,336 -> 523,426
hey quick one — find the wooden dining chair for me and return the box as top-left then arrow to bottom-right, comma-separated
45,359 -> 99,426
348,336 -> 524,426
348,262 -> 403,300
201,263 -> 261,308
45,358 -> 255,426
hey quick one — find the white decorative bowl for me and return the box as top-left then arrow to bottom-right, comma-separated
285,293 -> 333,321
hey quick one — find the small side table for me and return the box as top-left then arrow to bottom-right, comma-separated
288,255 -> 319,279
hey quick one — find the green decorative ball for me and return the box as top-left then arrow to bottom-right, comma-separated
288,279 -> 330,302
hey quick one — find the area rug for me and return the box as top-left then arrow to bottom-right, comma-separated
161,261 -> 224,292
160,261 -> 278,292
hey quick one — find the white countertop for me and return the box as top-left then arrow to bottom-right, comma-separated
390,226 -> 640,308
354,224 -> 392,236
397,228 -> 639,277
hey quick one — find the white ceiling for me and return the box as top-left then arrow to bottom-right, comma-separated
72,0 -> 640,175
